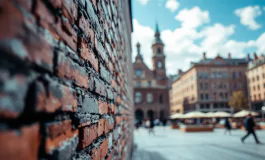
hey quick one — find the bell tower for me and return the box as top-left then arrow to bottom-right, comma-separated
152,23 -> 166,79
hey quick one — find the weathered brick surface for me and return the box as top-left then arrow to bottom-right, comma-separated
0,0 -> 133,159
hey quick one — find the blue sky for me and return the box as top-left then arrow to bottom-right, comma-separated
131,0 -> 265,74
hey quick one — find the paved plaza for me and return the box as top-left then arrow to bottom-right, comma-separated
133,126 -> 265,160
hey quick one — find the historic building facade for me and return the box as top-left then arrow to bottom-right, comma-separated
170,53 -> 250,114
246,54 -> 265,112
133,25 -> 169,121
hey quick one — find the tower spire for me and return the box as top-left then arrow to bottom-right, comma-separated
155,21 -> 160,34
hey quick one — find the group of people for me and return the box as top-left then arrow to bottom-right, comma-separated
223,114 -> 261,144
135,118 -> 168,135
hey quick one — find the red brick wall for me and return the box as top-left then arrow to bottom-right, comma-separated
0,0 -> 134,160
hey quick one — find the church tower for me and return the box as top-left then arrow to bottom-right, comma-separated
152,23 -> 167,79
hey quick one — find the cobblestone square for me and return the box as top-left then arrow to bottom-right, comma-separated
133,126 -> 265,160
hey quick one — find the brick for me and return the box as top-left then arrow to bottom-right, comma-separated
57,52 -> 89,88
0,124 -> 40,160
100,139 -> 109,159
115,116 -> 123,125
80,38 -> 98,71
35,81 -> 78,113
98,100 -> 108,114
108,117 -> 115,130
100,63 -> 111,83
0,71 -> 29,118
46,127 -> 78,154
90,147 -> 100,160
78,95 -> 98,113
94,78 -> 106,96
46,120 -> 72,139
79,124 -> 98,149
61,0 -> 78,24
35,0 -> 55,30
49,136 -> 78,160
98,119 -> 105,136
79,16 -> 95,47
0,1 -> 24,39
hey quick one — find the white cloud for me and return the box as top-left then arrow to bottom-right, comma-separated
132,19 -> 265,75
253,33 -> 265,53
165,0 -> 180,12
132,19 -> 154,68
137,0 -> 149,5
235,6 -> 262,30
175,7 -> 210,29
200,23 -> 236,57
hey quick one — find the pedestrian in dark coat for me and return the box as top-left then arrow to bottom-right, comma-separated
241,114 -> 260,144
224,118 -> 232,135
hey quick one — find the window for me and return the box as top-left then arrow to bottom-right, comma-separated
264,83 -> 265,88
225,92 -> 228,99
223,72 -> 228,78
198,72 -> 203,79
238,72 -> 242,77
211,72 -> 216,78
147,93 -> 153,103
204,83 -> 208,90
206,104 -> 210,109
200,83 -> 203,89
214,103 -> 218,108
135,92 -> 142,103
220,93 -> 224,99
253,86 -> 256,91
136,82 -> 141,87
205,94 -> 209,100
204,72 -> 208,79
257,85 -> 260,90
232,72 -> 236,79
234,83 -> 237,89
263,73 -> 265,79
200,94 -> 204,100
157,61 -> 163,68
257,76 -> 259,81
148,81 -> 152,87
215,61 -> 222,65
159,94 -> 163,104
136,69 -> 142,77
157,48 -> 161,53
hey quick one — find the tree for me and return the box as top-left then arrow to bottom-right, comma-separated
228,91 -> 248,110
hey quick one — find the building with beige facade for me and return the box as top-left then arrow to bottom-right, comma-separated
170,53 -> 250,114
246,54 -> 265,112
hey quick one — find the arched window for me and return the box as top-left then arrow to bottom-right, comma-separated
135,92 -> 142,103
157,48 -> 161,53
135,109 -> 144,121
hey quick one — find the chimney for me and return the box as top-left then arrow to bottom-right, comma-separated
178,69 -> 183,75
228,53 -> 231,59
254,52 -> 258,60
202,52 -> 206,60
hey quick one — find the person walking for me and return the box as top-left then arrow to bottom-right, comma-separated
241,114 -> 260,144
149,118 -> 155,135
162,119 -> 167,131
224,118 -> 232,135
